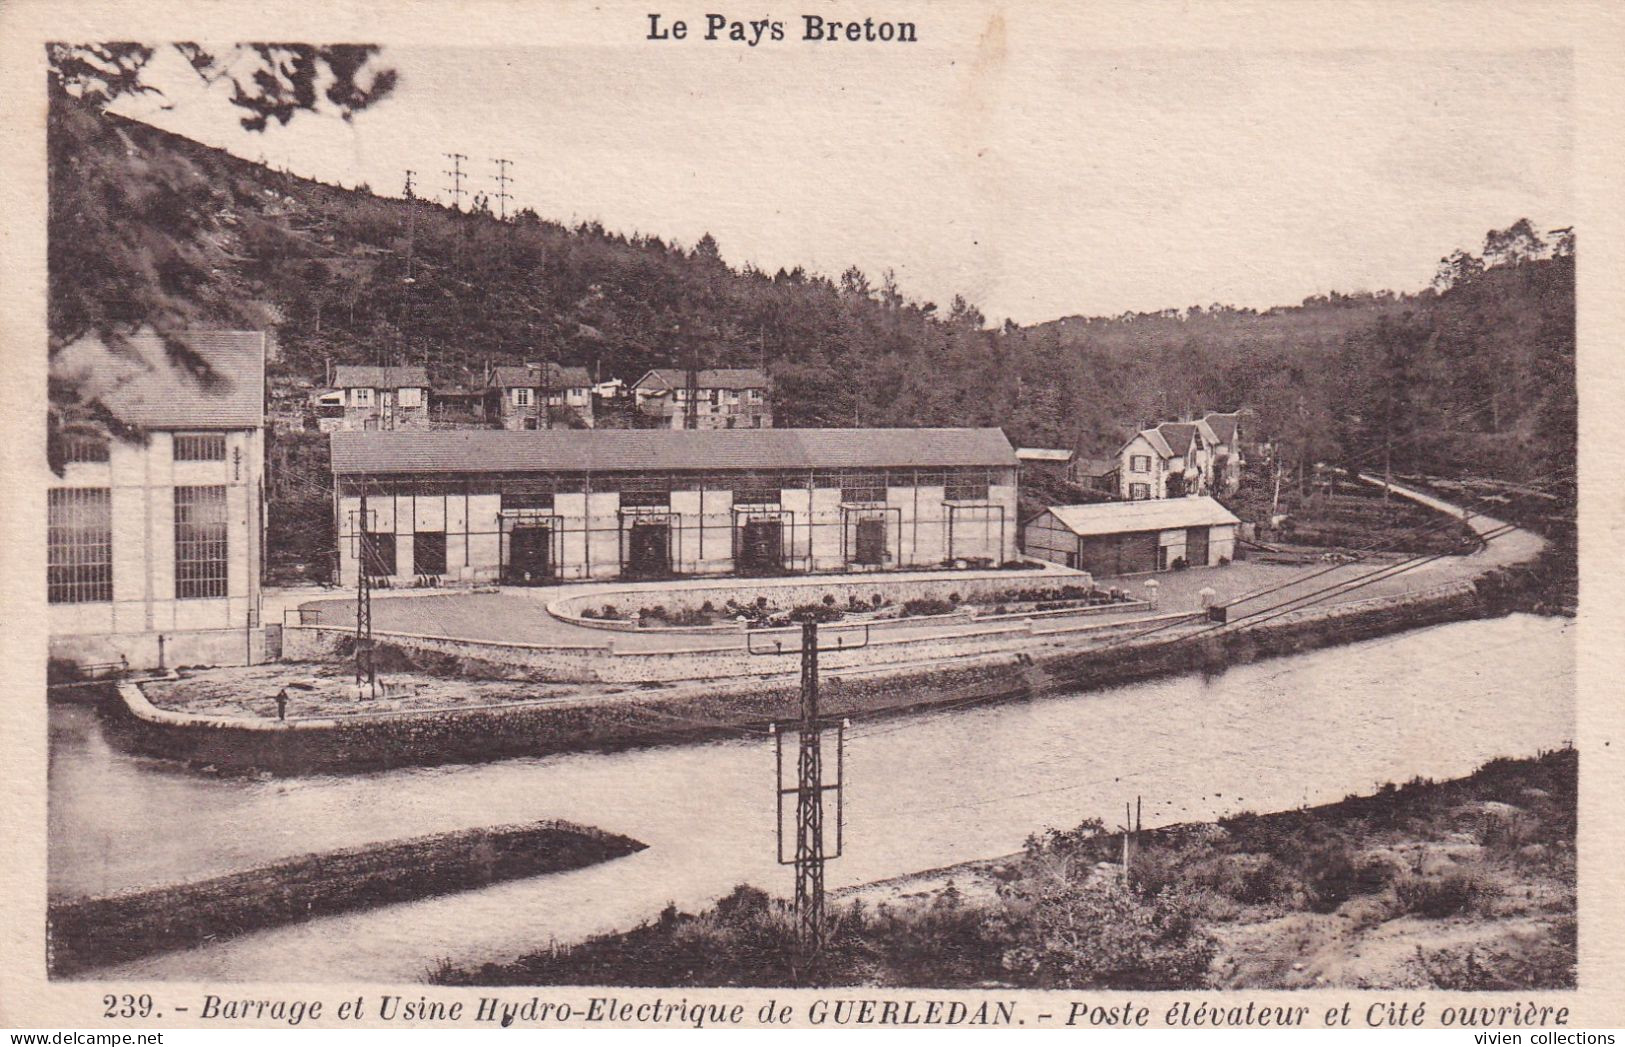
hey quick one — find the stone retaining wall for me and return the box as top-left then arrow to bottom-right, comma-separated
111,579 -> 1487,775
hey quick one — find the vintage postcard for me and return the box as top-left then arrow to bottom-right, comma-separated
2,0 -> 1622,1034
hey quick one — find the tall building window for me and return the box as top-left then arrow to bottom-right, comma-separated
61,432 -> 110,464
174,433 -> 227,461
174,485 -> 229,598
48,488 -> 112,603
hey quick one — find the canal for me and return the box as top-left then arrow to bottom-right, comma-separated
49,613 -> 1574,982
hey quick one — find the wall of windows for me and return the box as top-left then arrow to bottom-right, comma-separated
174,433 -> 227,461
48,488 -> 113,604
174,485 -> 229,598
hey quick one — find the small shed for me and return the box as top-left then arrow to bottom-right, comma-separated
1023,496 -> 1241,576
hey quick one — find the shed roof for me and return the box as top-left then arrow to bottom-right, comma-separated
332,365 -> 429,389
1016,447 -> 1074,462
633,367 -> 770,392
1042,496 -> 1241,537
331,426 -> 1016,476
51,328 -> 265,430
489,362 -> 594,389
1071,456 -> 1115,478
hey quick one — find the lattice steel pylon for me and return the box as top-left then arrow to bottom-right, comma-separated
753,620 -> 865,976
793,621 -> 826,945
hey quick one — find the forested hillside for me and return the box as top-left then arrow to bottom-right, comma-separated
49,91 -> 1574,490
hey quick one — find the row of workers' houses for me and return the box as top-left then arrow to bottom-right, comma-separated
329,428 -> 1017,586
311,364 -> 774,433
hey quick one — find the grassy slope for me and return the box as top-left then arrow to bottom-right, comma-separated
432,749 -> 1575,990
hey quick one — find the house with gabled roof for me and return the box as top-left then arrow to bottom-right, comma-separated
1202,410 -> 1246,494
486,362 -> 595,430
631,367 -> 772,430
318,364 -> 430,433
1111,412 -> 1244,500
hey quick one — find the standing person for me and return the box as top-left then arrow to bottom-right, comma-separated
275,687 -> 289,722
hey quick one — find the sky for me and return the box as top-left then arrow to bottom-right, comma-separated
111,42 -> 1574,325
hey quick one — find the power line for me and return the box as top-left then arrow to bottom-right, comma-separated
491,157 -> 513,221
443,152 -> 468,210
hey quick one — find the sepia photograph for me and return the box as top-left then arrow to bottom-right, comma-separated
3,1 -> 1618,1032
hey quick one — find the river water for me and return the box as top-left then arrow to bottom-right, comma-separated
49,613 -> 1574,982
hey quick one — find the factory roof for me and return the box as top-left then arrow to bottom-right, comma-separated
330,426 -> 1016,476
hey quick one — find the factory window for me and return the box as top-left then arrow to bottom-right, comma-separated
945,470 -> 990,502
732,476 -> 780,505
840,472 -> 887,504
620,489 -> 671,508
174,485 -> 229,599
60,432 -> 110,464
503,489 -> 554,510
617,474 -> 671,508
174,433 -> 227,461
47,487 -> 112,604
413,531 -> 447,575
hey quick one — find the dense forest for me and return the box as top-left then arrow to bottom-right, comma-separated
49,68 -> 1574,492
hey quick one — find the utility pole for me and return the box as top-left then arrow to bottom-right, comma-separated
754,621 -> 867,979
354,484 -> 378,698
538,357 -> 552,431
685,361 -> 699,430
491,157 -> 513,221
443,152 -> 468,211
401,170 -> 417,372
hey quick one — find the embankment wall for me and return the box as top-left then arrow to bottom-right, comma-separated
47,820 -> 645,977
108,578 -> 1486,775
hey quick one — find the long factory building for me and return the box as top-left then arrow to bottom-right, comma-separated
329,427 -> 1019,586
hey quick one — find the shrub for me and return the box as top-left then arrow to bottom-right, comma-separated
997,865 -> 1216,989
1301,842 -> 1389,913
1171,556 -> 1188,571
901,597 -> 957,617
1217,555 -> 1231,566
948,592 -> 961,604
600,604 -> 620,620
822,593 -> 836,606
580,608 -> 598,619
789,603 -> 844,624
871,593 -> 883,608
1394,868 -> 1497,918
700,600 -> 715,614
